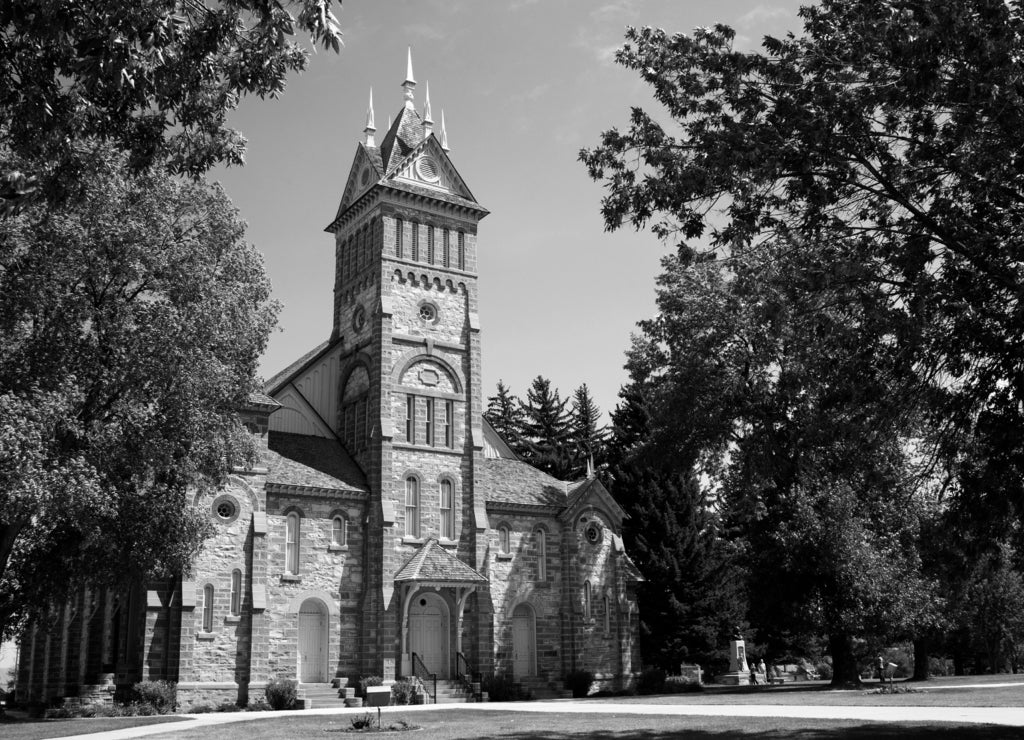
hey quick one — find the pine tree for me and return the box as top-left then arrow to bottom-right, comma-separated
485,380 -> 525,452
569,383 -> 607,477
520,375 -> 572,478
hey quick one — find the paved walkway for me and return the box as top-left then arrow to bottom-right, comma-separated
49,689 -> 1024,740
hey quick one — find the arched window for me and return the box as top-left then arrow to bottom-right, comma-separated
405,477 -> 420,538
442,229 -> 450,268
603,594 -> 611,634
498,525 -> 510,554
286,512 -> 300,574
583,581 -> 591,620
203,584 -> 214,632
457,231 -> 465,269
230,570 -> 242,617
427,225 -> 435,264
332,516 -> 347,547
396,217 -> 404,259
536,529 -> 547,581
411,221 -> 420,261
440,480 -> 454,540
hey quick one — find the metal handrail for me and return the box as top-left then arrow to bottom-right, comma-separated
410,652 -> 437,704
456,651 -> 470,682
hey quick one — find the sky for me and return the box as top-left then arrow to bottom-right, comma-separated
215,0 -> 807,421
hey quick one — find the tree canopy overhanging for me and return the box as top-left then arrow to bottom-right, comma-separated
581,0 -> 1024,683
0,145 -> 278,642
0,0 -> 343,209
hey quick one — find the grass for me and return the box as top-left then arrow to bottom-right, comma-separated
2,675 -> 1023,740
0,713 -> 187,739
141,712 -> 1024,740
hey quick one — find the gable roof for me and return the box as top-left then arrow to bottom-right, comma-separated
263,340 -> 334,395
394,538 -> 487,583
264,431 -> 368,493
480,457 -> 567,508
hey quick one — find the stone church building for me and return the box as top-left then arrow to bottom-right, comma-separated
16,56 -> 643,708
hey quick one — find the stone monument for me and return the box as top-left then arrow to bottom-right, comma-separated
715,626 -> 751,685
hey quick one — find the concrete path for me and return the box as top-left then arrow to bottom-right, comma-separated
50,693 -> 1024,740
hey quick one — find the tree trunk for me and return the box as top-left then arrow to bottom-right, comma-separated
828,632 -> 862,688
912,636 -> 930,681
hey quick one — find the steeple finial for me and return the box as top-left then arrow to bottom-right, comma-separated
363,88 -> 376,147
403,47 -> 416,108
440,109 -> 449,152
423,81 -> 434,136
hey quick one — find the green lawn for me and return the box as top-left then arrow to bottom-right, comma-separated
2,675 -> 1023,740
0,713 -> 187,739
142,712 -> 1024,740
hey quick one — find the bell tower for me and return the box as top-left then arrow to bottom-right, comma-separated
325,50 -> 490,678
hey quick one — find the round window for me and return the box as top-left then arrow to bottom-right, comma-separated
416,157 -> 439,182
418,303 -> 437,322
352,305 -> 367,332
212,494 -> 240,524
584,520 -> 602,545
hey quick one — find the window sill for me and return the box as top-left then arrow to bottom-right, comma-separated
197,632 -> 216,641
496,553 -> 513,561
402,536 -> 425,545
328,544 -> 349,552
438,539 -> 458,548
224,616 -> 242,624
281,574 -> 302,583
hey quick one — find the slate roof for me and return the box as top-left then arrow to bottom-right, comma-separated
263,340 -> 333,394
394,538 -> 487,583
566,477 -> 596,510
246,390 -> 281,409
264,431 -> 368,493
480,458 -> 567,508
380,105 -> 426,174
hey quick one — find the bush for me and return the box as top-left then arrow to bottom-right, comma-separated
815,661 -> 833,680
351,712 -> 376,729
663,675 -> 702,693
637,668 -> 666,695
565,669 -> 594,698
391,677 -> 417,705
482,674 -> 532,701
265,677 -> 298,710
358,675 -> 383,697
131,680 -> 177,714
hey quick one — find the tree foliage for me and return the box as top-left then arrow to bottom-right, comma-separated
485,379 -> 524,450
0,146 -> 278,641
581,0 -> 1024,682
0,0 -> 343,208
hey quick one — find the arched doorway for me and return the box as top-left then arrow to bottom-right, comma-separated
408,592 -> 450,678
511,603 -> 536,678
298,598 -> 328,682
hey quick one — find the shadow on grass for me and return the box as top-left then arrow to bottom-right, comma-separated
499,727 -> 1024,740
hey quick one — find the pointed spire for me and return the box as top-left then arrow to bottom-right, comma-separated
423,81 -> 434,136
586,455 -> 595,478
363,88 -> 376,147
440,109 -> 449,152
402,46 -> 416,108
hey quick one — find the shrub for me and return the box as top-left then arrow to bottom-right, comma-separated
216,701 -> 243,712
131,680 -> 177,714
663,675 -> 702,693
265,677 -> 298,710
565,669 -> 594,698
482,674 -> 531,701
358,675 -> 383,697
391,677 -> 417,705
637,668 -> 666,695
815,661 -> 833,681
351,712 -> 376,729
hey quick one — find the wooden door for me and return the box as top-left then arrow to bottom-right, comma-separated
409,594 -> 449,678
512,603 -> 535,678
298,599 -> 327,682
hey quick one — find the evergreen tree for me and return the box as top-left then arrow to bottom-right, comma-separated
520,375 -> 572,478
485,380 -> 525,453
568,383 -> 607,477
